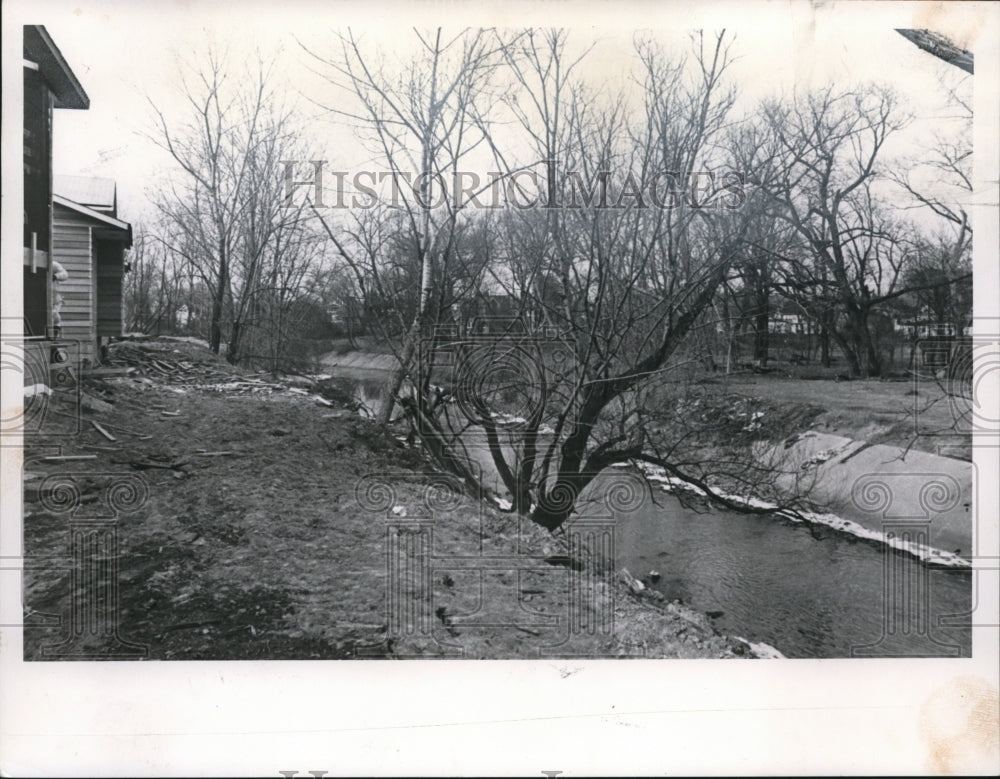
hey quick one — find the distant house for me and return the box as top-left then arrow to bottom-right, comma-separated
893,316 -> 959,339
52,175 -> 133,364
768,299 -> 815,335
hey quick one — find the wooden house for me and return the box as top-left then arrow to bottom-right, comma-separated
52,176 -> 133,365
22,25 -> 89,341
22,26 -> 132,374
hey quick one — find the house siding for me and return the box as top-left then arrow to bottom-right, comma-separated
52,203 -> 96,363
96,241 -> 124,338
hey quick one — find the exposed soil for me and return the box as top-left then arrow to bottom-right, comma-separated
21,338 -> 755,660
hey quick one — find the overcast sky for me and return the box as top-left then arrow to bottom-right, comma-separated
10,0 -> 986,225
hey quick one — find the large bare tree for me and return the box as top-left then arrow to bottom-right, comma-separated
405,31 -> 807,529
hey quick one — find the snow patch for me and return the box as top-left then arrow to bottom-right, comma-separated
622,461 -> 971,569
745,639 -> 786,659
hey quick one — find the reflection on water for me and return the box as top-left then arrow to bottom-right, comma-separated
602,489 -> 971,658
332,371 -> 972,658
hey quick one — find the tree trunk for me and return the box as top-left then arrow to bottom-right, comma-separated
863,334 -> 882,378
210,245 -> 227,354
831,329 -> 860,376
228,320 -> 243,365
844,306 -> 881,377
819,323 -> 831,367
753,308 -> 769,366
376,325 -> 417,425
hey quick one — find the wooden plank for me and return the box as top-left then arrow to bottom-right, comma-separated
91,420 -> 117,441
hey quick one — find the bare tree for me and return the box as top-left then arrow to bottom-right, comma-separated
148,47 -> 319,363
123,221 -> 198,336
304,28 -> 510,422
889,66 -> 973,310
751,86 -> 918,377
421,31 -> 809,530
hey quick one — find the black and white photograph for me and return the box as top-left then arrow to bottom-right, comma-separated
2,0 -> 998,775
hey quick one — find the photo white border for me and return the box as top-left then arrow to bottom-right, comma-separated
2,1 -> 998,775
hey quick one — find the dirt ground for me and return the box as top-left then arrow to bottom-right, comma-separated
21,338 -> 755,660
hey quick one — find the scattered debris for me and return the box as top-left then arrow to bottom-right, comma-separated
131,457 -> 189,471
91,420 -> 117,441
106,340 -> 238,386
619,568 -> 646,594
434,606 -> 460,637
80,393 -> 113,414
24,384 -> 52,398
103,422 -> 152,437
82,366 -> 135,379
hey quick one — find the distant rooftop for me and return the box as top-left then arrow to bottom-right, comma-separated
54,174 -> 117,211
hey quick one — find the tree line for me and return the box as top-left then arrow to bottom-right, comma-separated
125,28 -> 973,529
